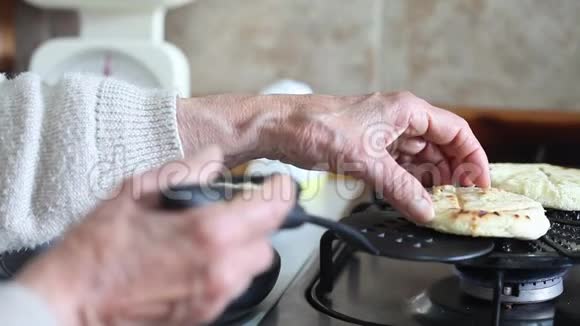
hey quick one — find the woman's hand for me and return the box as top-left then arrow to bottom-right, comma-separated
270,92 -> 490,223
177,91 -> 489,223
15,146 -> 296,326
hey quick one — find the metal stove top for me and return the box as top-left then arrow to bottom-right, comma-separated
260,249 -> 580,326
259,202 -> 580,326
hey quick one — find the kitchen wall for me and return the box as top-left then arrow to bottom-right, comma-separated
14,0 -> 580,110
12,1 -> 77,73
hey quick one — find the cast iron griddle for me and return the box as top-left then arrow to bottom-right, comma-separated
338,204 -> 580,268
339,208 -> 495,262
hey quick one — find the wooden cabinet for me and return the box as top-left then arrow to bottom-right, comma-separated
0,0 -> 16,73
448,106 -> 580,166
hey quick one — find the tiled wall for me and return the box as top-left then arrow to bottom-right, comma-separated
14,0 -> 580,110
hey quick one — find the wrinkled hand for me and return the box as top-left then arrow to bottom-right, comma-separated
176,91 -> 488,223
270,92 -> 490,223
16,146 -> 295,326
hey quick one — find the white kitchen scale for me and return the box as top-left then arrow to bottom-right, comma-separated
25,0 -> 192,96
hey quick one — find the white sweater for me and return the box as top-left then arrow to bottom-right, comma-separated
0,73 -> 183,252
0,73 -> 184,325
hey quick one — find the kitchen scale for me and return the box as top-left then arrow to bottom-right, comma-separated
24,0 -> 192,96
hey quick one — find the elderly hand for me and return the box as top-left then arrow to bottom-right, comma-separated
15,146 -> 295,326
269,92 -> 490,223
178,92 -> 490,223
177,92 -> 488,224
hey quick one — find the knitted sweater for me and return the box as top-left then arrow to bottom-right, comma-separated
0,73 -> 183,252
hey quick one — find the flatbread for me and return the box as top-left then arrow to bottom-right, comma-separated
490,163 -> 580,211
426,185 -> 549,240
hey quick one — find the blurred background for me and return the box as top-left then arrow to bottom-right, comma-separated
3,0 -> 580,108
2,0 -> 580,164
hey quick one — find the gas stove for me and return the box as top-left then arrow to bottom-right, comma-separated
260,201 -> 580,326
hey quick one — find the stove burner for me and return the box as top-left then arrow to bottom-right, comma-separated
456,267 -> 568,303
411,276 -> 557,325
306,245 -> 574,326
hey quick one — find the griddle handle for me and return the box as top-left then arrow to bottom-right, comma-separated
160,180 -> 379,255
281,204 -> 307,229
160,183 -> 308,229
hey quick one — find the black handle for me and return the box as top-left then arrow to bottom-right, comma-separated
160,181 -> 307,230
160,179 -> 290,319
160,179 -> 379,255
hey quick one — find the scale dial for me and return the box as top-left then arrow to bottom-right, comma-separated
25,0 -> 192,96
24,0 -> 193,10
45,49 -> 161,89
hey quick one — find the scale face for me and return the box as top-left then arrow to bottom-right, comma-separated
25,0 -> 192,96
25,0 -> 192,9
45,49 -> 161,89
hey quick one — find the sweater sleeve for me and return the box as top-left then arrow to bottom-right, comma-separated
0,282 -> 58,326
0,73 -> 183,252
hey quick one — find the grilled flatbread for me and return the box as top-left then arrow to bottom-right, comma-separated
426,185 -> 549,240
490,163 -> 580,211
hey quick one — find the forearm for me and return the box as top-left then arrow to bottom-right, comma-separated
176,94 -> 337,167
177,95 -> 285,166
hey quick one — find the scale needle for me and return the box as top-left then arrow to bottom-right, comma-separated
103,52 -> 112,76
